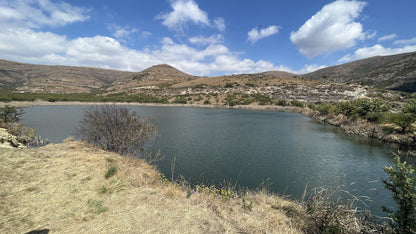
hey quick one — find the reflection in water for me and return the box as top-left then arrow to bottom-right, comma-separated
22,105 -> 400,216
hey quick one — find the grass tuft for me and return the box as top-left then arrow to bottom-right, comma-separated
86,199 -> 108,215
104,164 -> 117,179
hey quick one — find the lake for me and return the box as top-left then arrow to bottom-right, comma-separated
22,105 -> 398,216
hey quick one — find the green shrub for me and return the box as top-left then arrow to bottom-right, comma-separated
403,98 -> 416,115
316,103 -> 336,115
383,157 -> 416,233
172,96 -> 187,104
276,99 -> 287,106
0,105 -> 23,124
291,99 -> 305,108
252,94 -> 272,105
203,100 -> 211,105
384,112 -> 415,133
224,82 -> 234,88
336,98 -> 391,121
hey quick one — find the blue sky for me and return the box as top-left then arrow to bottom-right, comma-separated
0,0 -> 415,76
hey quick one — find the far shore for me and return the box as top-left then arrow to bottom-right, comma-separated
0,100 -> 306,113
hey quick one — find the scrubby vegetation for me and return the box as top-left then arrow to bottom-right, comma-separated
0,105 -> 23,126
383,156 -> 416,233
0,105 -> 47,147
75,105 -> 157,157
314,97 -> 416,134
224,93 -> 275,106
0,91 -> 168,103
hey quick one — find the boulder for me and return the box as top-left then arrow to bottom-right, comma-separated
0,128 -> 26,149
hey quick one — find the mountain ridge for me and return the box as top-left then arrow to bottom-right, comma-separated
302,51 -> 416,92
1,51 -> 415,93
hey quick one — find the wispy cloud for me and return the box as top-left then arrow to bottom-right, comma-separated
290,0 -> 366,58
393,37 -> 416,45
214,17 -> 225,31
189,34 -> 224,45
247,25 -> 279,43
378,34 -> 397,42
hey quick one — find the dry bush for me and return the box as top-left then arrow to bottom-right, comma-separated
302,182 -> 385,233
75,105 -> 157,157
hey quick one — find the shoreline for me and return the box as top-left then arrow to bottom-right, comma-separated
2,100 -> 414,156
0,100 -> 303,110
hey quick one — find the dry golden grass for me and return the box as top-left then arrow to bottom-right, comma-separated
0,142 -> 308,233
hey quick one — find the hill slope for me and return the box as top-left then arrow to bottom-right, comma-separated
1,51 -> 415,94
0,60 -> 135,93
109,64 -> 196,91
302,51 -> 416,92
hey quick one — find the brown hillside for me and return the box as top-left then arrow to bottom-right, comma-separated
2,51 -> 416,94
0,60 -> 134,93
109,64 -> 196,91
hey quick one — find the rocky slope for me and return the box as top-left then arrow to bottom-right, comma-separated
303,51 -> 416,92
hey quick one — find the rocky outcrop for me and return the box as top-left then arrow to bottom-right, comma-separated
0,128 -> 26,148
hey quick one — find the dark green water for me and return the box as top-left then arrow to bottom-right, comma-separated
22,105 -> 399,216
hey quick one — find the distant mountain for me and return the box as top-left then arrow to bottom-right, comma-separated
0,59 -> 134,93
302,51 -> 416,92
1,51 -> 415,94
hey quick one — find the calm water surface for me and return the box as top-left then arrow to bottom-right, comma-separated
22,105 -> 399,215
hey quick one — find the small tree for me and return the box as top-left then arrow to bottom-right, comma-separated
386,112 -> 415,133
75,105 -> 157,156
383,156 -> 416,233
0,105 -> 24,125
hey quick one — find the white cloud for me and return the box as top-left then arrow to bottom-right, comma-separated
297,64 -> 327,74
378,34 -> 397,42
0,23 -> 282,75
156,0 -> 209,34
0,28 -> 67,60
247,25 -> 279,43
338,44 -> 416,62
0,0 -> 89,28
214,17 -> 225,31
108,25 -> 138,39
189,34 -> 224,45
393,37 -> 416,45
0,0 -> 292,76
290,0 -> 366,58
